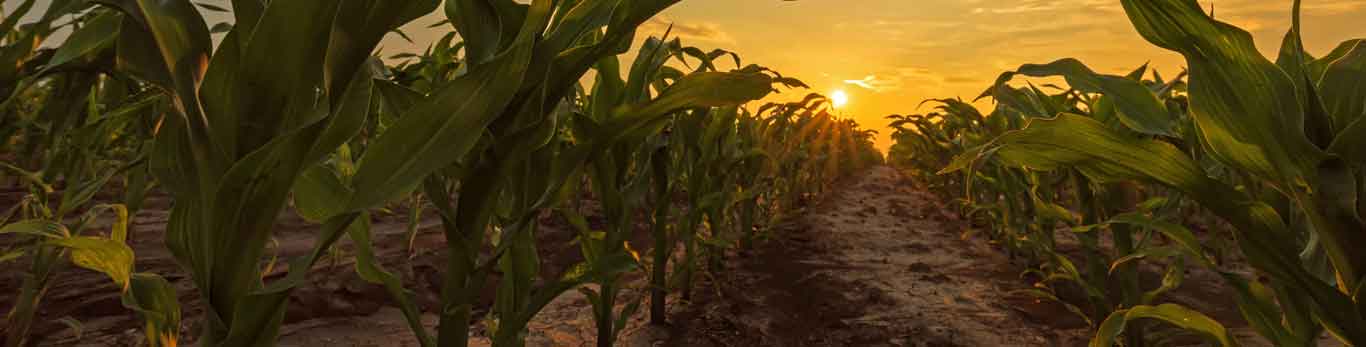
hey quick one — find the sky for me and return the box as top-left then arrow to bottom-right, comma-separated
13,0 -> 1366,150
633,0 -> 1366,150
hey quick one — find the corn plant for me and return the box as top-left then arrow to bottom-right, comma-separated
4,1 -> 878,346
933,0 -> 1366,345
92,0 -> 441,345
887,16 -> 1253,345
2,199 -> 179,347
1,3 -> 175,344
345,2 -> 782,346
1,67 -> 171,347
570,35 -> 700,346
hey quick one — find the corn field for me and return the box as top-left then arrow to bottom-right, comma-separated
0,0 -> 881,345
5,0 -> 1366,346
889,0 -> 1366,345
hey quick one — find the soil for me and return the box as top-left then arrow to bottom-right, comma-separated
0,166 -> 1319,346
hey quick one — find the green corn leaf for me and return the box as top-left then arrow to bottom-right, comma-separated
446,0 -> 526,65
1106,212 -> 1213,267
114,14 -> 174,89
347,214 -> 434,347
493,222 -> 541,343
540,0 -> 621,58
82,204 -> 131,243
0,249 -> 25,264
45,11 -> 122,70
219,213 -> 359,347
1141,259 -> 1185,304
0,220 -> 68,238
1109,246 -> 1182,274
200,119 -> 348,331
955,114 -> 1366,344
1049,254 -> 1106,301
1219,272 -> 1309,346
228,0 -> 264,45
56,169 -> 117,217
110,0 -> 220,194
1004,58 -> 1175,136
598,71 -> 774,145
1010,289 -> 1095,327
55,317 -> 84,340
1311,39 -> 1366,82
1092,304 -> 1239,347
614,298 -> 643,336
1321,42 -> 1366,162
0,0 -> 37,36
1275,0 -> 1336,148
1121,0 -> 1323,192
626,37 -> 680,103
346,0 -> 549,211
294,164 -> 352,223
108,0 -> 213,116
0,162 -> 51,193
325,0 -> 439,104
499,251 -> 639,343
945,114 -> 1210,189
591,55 -> 627,121
232,0 -> 342,151
197,27 -> 245,158
304,65 -> 377,166
122,273 -> 182,347
375,80 -> 424,116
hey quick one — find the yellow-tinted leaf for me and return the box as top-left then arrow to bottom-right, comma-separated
50,236 -> 134,290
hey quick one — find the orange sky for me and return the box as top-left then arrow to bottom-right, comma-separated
16,0 -> 1366,150
618,0 -> 1366,151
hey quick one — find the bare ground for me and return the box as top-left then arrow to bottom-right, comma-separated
279,166 -> 1091,346
2,166 -> 1297,346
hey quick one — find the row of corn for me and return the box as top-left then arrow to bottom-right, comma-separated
0,0 -> 881,346
888,0 -> 1366,346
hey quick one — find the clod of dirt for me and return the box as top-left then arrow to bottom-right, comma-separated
908,262 -> 934,273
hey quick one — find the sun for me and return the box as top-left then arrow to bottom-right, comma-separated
830,89 -> 850,109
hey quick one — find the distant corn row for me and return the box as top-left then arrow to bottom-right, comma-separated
0,0 -> 880,346
889,0 -> 1366,346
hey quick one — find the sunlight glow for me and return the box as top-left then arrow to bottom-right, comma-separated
830,90 -> 849,109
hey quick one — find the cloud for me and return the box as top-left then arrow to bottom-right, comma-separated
972,1 -> 1064,14
970,0 -> 1122,14
844,75 -> 901,92
840,67 -> 957,92
1209,0 -> 1366,15
641,16 -> 736,44
942,75 -> 979,84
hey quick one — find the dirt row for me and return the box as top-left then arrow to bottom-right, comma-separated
4,166 -> 1280,346
279,166 -> 1092,346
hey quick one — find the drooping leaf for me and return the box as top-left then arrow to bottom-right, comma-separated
347,214 -> 434,347
1006,58 -> 1175,136
0,220 -> 68,238
49,236 -> 135,291
1092,304 -> 1240,347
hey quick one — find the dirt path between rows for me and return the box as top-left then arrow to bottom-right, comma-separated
273,166 -> 1089,346
636,165 -> 1088,346
8,166 -> 1097,346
